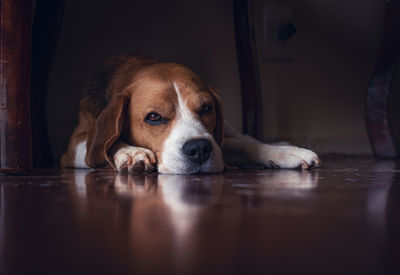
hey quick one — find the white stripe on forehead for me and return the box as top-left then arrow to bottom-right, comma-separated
172,82 -> 208,136
173,82 -> 191,118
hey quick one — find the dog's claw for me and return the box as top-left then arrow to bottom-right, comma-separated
300,160 -> 310,170
269,161 -> 280,169
313,157 -> 321,167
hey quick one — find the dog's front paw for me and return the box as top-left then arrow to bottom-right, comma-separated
113,146 -> 156,172
261,145 -> 320,170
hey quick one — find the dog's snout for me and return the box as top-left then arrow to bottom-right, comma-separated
182,139 -> 212,164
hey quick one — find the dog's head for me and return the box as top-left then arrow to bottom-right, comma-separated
86,63 -> 224,174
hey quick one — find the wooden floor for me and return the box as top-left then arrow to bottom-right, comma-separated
1,155 -> 399,275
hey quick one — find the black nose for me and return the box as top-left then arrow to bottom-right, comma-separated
182,139 -> 212,164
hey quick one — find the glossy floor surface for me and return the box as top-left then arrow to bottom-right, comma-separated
1,156 -> 399,275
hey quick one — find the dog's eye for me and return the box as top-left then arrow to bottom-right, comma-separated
199,104 -> 213,116
145,112 -> 167,125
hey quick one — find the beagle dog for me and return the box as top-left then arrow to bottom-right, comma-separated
61,54 -> 320,174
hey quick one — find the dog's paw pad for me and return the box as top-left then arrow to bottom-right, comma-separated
114,146 -> 156,172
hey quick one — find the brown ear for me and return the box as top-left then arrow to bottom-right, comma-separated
85,95 -> 129,169
208,86 -> 224,146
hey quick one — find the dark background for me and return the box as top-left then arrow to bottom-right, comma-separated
45,0 -> 385,160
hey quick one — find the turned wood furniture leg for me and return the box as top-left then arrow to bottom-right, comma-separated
0,0 -> 33,173
366,0 -> 400,158
233,0 -> 263,139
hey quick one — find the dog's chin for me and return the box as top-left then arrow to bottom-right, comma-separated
157,154 -> 224,175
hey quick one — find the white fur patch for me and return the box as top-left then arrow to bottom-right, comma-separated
74,141 -> 89,168
255,144 -> 319,169
223,135 -> 320,169
157,82 -> 223,174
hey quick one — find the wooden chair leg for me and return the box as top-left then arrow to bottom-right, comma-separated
233,0 -> 263,139
0,0 -> 33,173
366,0 -> 400,158
31,0 -> 65,168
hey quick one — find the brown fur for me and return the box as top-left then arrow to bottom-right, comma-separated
61,54 -> 223,171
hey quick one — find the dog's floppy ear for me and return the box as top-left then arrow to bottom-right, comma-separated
208,86 -> 224,146
85,94 -> 129,169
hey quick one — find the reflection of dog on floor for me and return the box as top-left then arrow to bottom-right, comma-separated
61,54 -> 320,174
